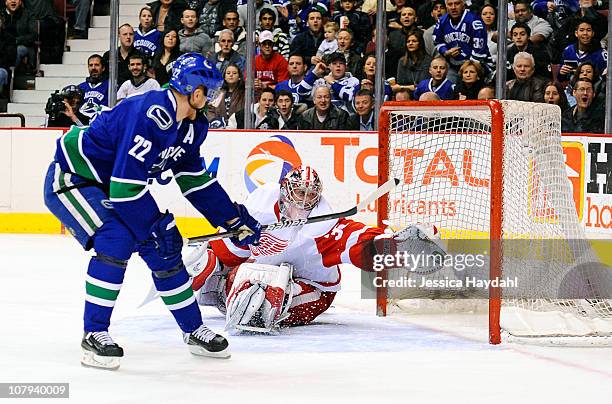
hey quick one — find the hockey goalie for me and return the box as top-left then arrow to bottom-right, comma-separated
186,166 -> 445,334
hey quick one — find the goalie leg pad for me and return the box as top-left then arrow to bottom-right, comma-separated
280,280 -> 337,327
225,263 -> 292,333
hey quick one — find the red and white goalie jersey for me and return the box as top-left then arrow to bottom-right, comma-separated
209,183 -> 383,292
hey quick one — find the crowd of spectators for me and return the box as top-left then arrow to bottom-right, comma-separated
12,0 -> 609,132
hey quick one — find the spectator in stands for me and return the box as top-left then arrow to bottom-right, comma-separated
316,21 -> 339,61
207,63 -> 244,128
178,8 -> 214,57
565,61 -> 605,107
214,10 -> 246,56
0,16 -> 16,102
290,8 -> 324,67
561,77 -> 604,133
301,52 -> 359,112
45,85 -> 89,127
210,29 -> 245,74
506,52 -> 546,102
386,6 -> 420,78
25,0 -> 64,61
3,0 -> 36,73
477,85 -> 495,99
480,4 -> 497,64
433,0 -> 492,82
78,54 -> 109,115
286,0 -> 311,41
558,19 -> 608,82
388,0 -> 410,30
258,89 -> 301,130
454,60 -> 484,99
197,0 -> 235,38
237,0 -> 278,29
228,86 -> 275,129
336,28 -> 361,75
544,81 -> 570,113
413,56 -> 455,100
548,0 -> 607,62
135,7 -> 162,60
117,53 -> 160,101
256,8 -> 290,60
508,0 -> 552,45
332,0 -> 372,53
395,87 -> 411,101
356,53 -> 392,100
506,22 -> 551,80
103,24 -> 138,86
298,83 -> 356,130
394,30 -> 433,97
150,28 -> 182,86
148,0 -> 187,32
352,89 -> 374,131
255,30 -> 289,91
276,53 -> 310,106
419,91 -> 441,101
423,0 -> 446,56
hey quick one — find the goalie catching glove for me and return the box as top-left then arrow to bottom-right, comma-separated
225,263 -> 294,334
375,223 -> 447,274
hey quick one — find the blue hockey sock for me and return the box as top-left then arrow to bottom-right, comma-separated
84,255 -> 126,332
153,268 -> 203,333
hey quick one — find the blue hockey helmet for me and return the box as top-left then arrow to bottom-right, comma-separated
169,52 -> 223,95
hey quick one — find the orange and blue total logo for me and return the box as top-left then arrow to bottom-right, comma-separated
244,134 -> 302,192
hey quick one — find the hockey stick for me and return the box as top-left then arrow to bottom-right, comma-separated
187,177 -> 400,243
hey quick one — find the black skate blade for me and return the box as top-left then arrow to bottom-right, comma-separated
81,350 -> 121,370
188,345 -> 231,359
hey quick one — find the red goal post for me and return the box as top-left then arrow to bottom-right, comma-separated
376,100 -> 612,346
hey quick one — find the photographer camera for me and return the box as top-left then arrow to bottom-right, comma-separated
45,85 -> 90,128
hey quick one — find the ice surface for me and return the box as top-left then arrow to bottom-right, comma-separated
1,235 -> 611,404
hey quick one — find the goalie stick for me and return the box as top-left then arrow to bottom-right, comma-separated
138,178 -> 400,308
187,178 -> 400,243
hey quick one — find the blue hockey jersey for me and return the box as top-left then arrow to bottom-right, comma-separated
134,28 -> 161,58
54,89 -> 238,241
433,10 -> 492,71
78,79 -> 110,111
559,44 -> 608,80
412,78 -> 456,101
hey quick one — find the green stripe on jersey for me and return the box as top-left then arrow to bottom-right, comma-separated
175,171 -> 215,196
109,179 -> 146,200
86,282 -> 120,301
160,287 -> 194,306
58,172 -> 99,233
61,127 -> 96,181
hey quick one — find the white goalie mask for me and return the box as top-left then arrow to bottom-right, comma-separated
279,166 -> 322,220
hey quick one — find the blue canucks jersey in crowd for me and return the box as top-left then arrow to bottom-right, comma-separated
54,89 -> 236,241
134,28 -> 161,58
559,45 -> 608,80
413,78 -> 456,101
78,79 -> 110,116
433,10 -> 492,71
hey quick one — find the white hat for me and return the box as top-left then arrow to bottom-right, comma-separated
259,30 -> 274,44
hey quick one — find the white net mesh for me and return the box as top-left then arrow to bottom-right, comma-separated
381,101 -> 612,344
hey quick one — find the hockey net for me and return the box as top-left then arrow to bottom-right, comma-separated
377,100 -> 612,346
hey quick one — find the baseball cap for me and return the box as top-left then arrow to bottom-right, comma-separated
327,52 -> 346,64
259,30 -> 274,44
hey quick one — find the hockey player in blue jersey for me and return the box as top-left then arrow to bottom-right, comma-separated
43,53 -> 262,370
432,0 -> 492,82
